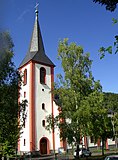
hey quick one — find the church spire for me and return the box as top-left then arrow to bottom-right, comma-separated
29,4 -> 44,53
35,3 -> 39,20
19,4 -> 55,68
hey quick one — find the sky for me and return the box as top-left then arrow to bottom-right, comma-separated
1,0 -> 118,93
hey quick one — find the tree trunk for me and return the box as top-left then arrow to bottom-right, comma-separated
76,143 -> 80,159
102,138 -> 104,156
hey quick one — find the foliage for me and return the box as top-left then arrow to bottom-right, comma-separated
93,0 -> 118,138
89,92 -> 118,155
88,92 -> 118,155
93,0 -> 118,12
103,92 -> 118,112
99,34 -> 118,59
103,92 -> 118,138
93,0 -> 118,58
0,32 -> 27,156
46,39 -> 105,149
92,0 -> 118,142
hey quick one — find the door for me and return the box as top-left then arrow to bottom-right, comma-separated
40,138 -> 47,154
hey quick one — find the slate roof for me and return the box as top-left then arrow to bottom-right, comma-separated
19,10 -> 55,68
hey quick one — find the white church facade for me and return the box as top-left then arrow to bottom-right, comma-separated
18,8 -> 115,155
18,9 -> 64,154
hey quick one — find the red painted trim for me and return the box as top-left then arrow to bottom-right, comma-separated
106,139 -> 109,150
97,139 -> 101,147
84,136 -> 88,148
19,60 -> 55,70
33,60 -> 55,68
29,62 -> 35,151
58,107 -> 63,148
51,67 -> 55,151
58,107 -> 67,150
19,62 -> 31,70
63,140 -> 67,150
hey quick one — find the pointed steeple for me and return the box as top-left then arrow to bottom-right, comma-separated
19,7 -> 55,68
29,8 -> 44,53
29,9 -> 39,52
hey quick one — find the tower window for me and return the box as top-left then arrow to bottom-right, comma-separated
40,67 -> 46,84
24,92 -> 26,98
24,69 -> 27,85
23,118 -> 26,128
24,139 -> 26,146
42,103 -> 45,110
42,120 -> 45,127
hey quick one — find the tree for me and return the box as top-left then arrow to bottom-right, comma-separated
92,0 -> 118,141
93,0 -> 118,12
92,0 -> 118,149
88,92 -> 113,155
103,92 -> 118,113
0,32 -> 27,157
88,92 -> 118,155
103,92 -> 118,145
46,39 -> 104,158
93,0 -> 118,58
90,112 -> 113,155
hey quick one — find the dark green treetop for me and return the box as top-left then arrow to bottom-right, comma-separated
0,32 -> 27,156
93,0 -> 118,12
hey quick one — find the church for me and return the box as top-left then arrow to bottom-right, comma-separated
18,8 -> 65,155
18,7 -> 115,155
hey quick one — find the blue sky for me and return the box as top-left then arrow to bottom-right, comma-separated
1,0 -> 118,93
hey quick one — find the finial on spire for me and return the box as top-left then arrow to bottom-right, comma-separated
35,2 -> 39,19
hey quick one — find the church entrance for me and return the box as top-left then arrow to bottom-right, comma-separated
40,137 -> 49,154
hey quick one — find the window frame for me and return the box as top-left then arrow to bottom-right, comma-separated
40,67 -> 46,84
24,139 -> 26,146
42,103 -> 45,110
24,91 -> 26,98
24,69 -> 27,85
42,120 -> 45,127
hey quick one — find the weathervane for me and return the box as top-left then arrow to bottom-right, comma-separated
35,2 -> 39,11
35,2 -> 39,18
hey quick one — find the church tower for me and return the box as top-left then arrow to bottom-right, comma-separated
18,8 -> 61,154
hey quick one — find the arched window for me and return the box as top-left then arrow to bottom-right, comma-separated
42,103 -> 45,110
24,139 -> 26,146
24,69 -> 27,85
24,92 -> 26,98
40,67 -> 46,84
42,120 -> 45,127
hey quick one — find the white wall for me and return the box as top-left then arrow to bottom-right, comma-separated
19,64 -> 30,152
19,63 -> 62,152
35,64 -> 53,150
53,101 -> 61,151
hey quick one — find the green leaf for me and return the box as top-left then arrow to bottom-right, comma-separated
112,18 -> 118,24
106,46 -> 112,54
